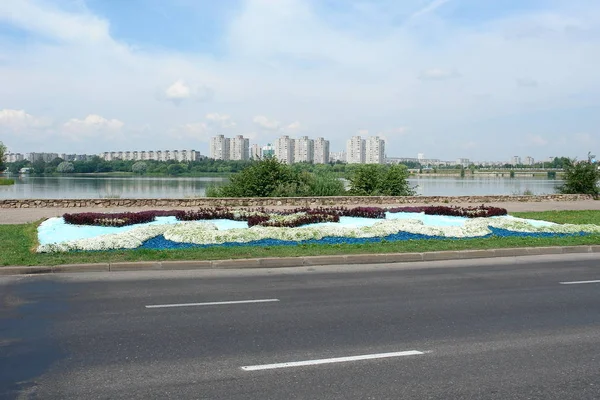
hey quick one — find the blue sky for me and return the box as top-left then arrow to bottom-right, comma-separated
0,0 -> 599,161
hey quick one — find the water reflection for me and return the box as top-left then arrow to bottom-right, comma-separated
0,175 -> 562,199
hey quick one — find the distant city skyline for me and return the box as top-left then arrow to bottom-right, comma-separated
1,1 -> 598,160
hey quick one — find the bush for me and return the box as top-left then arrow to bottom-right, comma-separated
56,162 -> 74,173
557,159 -> 600,197
167,164 -> 186,176
208,157 -> 308,197
0,179 -> 15,185
132,161 -> 148,175
348,164 -> 415,196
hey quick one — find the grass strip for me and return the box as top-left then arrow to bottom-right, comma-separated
1,211 -> 600,267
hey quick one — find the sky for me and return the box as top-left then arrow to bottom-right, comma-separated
0,0 -> 599,162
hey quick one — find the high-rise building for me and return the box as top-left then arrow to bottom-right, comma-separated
329,151 -> 346,163
5,153 -> 24,163
210,135 -> 230,160
230,135 -> 250,161
314,138 -> 330,164
365,136 -> 385,164
524,156 -> 535,166
294,136 -> 314,163
346,136 -> 366,164
262,144 -> 275,158
510,156 -> 522,165
417,153 -> 425,161
275,135 -> 295,164
250,144 -> 261,160
456,158 -> 471,167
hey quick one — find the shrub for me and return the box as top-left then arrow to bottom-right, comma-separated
0,178 -> 15,185
557,159 -> 600,197
132,161 -> 148,175
56,162 -> 74,173
209,157 -> 307,197
348,164 -> 415,196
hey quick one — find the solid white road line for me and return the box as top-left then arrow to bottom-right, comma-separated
560,280 -> 600,285
145,299 -> 280,309
241,350 -> 426,371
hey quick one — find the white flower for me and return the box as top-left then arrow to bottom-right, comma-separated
37,214 -> 600,253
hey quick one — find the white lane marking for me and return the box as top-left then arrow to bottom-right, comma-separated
241,350 -> 426,371
145,299 -> 280,309
560,280 -> 600,285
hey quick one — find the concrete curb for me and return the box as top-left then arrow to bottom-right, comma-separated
2,245 -> 600,276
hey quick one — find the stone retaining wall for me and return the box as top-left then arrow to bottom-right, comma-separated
0,194 -> 593,208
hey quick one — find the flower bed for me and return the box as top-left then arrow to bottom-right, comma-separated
62,205 -> 506,228
36,206 -> 600,253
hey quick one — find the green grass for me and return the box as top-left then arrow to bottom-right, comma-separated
512,210 -> 600,225
1,210 -> 599,267
0,178 -> 15,185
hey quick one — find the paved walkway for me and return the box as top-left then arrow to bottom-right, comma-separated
1,200 -> 599,224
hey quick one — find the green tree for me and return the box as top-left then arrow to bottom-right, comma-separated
0,141 -> 6,172
348,164 -> 384,195
208,157 -> 301,197
8,160 -> 29,174
378,164 -> 416,196
167,163 -> 186,176
557,159 -> 600,197
56,161 -> 74,173
348,164 -> 415,196
132,161 -> 148,175
31,160 -> 46,175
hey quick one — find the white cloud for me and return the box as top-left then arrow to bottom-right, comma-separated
286,121 -> 301,131
165,80 -> 191,101
1,0 -> 600,159
170,122 -> 210,141
162,80 -> 214,105
418,68 -> 461,81
410,0 -> 452,20
253,115 -> 281,131
0,109 -> 51,130
205,113 -> 236,128
62,114 -> 124,140
527,134 -> 548,146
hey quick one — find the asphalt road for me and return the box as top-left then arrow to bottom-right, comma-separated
2,254 -> 600,399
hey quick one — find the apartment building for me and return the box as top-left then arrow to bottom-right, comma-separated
524,156 -> 535,166
313,137 -> 330,164
510,156 -> 522,165
294,136 -> 314,163
329,151 -> 346,163
26,152 -> 59,162
250,144 -> 261,160
230,135 -> 250,161
210,135 -> 230,160
346,136 -> 366,164
275,135 -> 295,164
5,153 -> 24,163
100,150 -> 200,162
365,136 -> 385,164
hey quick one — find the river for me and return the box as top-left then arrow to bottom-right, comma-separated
0,175 -> 562,199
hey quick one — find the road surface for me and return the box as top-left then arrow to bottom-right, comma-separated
2,254 -> 600,399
